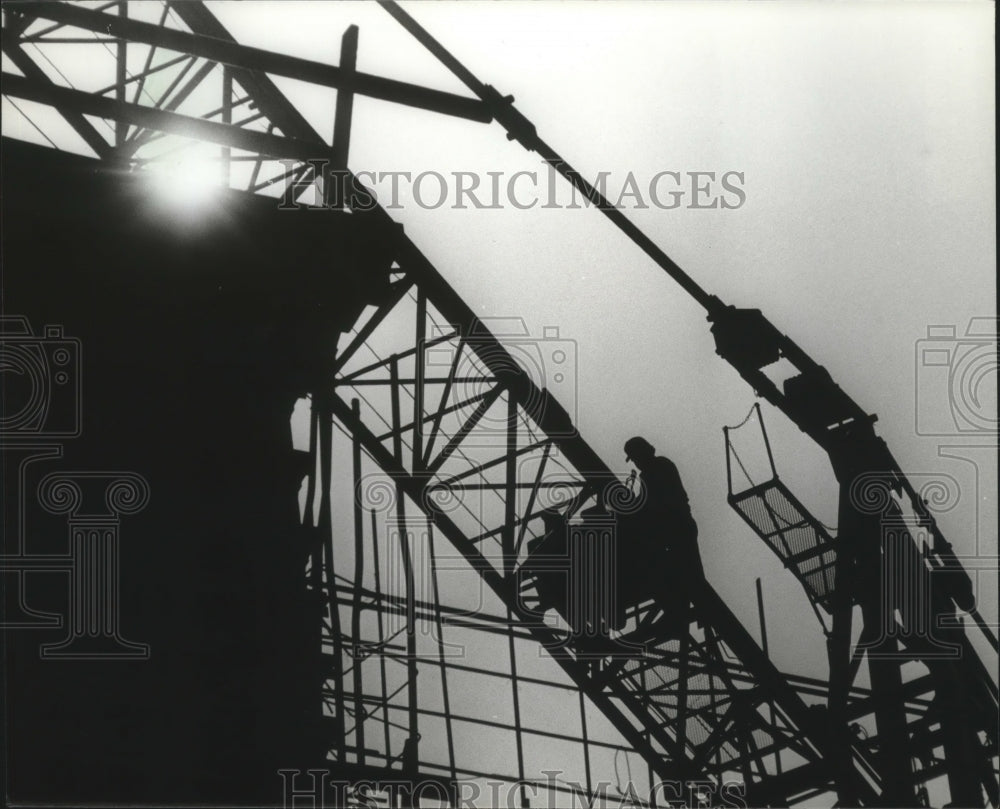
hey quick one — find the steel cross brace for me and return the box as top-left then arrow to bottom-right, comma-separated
6,1 -> 491,123
0,3 -> 890,801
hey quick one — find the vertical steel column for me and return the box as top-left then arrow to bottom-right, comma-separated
390,356 -> 419,804
427,523 -> 457,782
370,507 -> 392,762
639,665 -> 655,807
328,24 -> 357,209
933,660 -> 987,808
413,290 -> 426,474
350,398 -> 367,764
316,386 -> 346,761
505,392 -> 529,807
756,578 -> 782,777
828,487 -> 861,806
114,2 -> 126,148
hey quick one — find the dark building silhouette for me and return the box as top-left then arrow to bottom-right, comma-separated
2,139 -> 396,804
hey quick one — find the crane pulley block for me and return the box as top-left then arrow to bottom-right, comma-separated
709,305 -> 783,371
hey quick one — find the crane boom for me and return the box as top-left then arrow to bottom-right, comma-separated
376,4 -> 999,804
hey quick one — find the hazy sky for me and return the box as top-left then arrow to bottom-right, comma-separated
262,1 -> 994,795
204,0 -> 997,670
2,1 -> 995,801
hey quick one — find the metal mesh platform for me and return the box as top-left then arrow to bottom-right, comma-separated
723,405 -> 839,616
729,479 -> 837,613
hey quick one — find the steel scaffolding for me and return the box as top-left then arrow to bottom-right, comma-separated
2,3 -> 995,806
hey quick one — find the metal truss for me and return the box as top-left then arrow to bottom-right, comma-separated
723,406 -> 999,806
1,1 -> 486,202
2,3 -> 996,807
317,254 -> 882,805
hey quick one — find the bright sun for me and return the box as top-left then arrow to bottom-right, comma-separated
144,154 -> 222,212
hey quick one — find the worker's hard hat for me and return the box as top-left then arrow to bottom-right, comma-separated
624,436 -> 655,463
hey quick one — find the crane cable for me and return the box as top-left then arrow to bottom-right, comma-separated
376,0 -> 721,316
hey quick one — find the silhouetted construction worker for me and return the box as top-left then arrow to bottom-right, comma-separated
622,437 -> 704,624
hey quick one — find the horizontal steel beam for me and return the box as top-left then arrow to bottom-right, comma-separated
6,1 -> 492,123
167,1 -> 330,160
1,38 -> 112,159
1,70 -> 317,161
